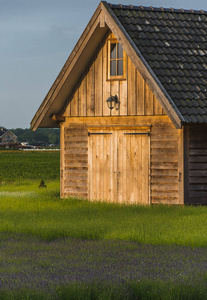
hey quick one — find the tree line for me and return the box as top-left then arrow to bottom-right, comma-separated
10,128 -> 60,146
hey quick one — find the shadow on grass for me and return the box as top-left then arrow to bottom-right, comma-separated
1,280 -> 207,300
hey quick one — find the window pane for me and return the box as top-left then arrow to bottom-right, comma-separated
110,60 -> 116,76
110,43 -> 116,59
117,43 -> 123,58
117,60 -> 123,75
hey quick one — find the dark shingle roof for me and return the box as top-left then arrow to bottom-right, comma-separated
109,4 -> 207,123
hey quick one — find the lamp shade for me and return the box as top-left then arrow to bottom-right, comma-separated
106,95 -> 120,110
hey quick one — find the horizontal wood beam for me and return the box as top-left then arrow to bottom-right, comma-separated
64,115 -> 171,126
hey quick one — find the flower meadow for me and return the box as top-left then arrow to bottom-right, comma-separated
0,150 -> 207,299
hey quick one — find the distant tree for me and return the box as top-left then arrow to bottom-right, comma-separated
10,128 -> 60,146
48,133 -> 57,144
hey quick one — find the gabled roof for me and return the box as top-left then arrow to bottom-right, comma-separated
109,4 -> 207,124
31,1 -> 207,130
0,130 -> 17,138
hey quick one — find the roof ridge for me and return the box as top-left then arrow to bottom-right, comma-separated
108,3 -> 207,15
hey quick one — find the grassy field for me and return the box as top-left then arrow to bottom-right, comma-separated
0,150 -> 207,299
0,150 -> 60,181
1,181 -> 207,247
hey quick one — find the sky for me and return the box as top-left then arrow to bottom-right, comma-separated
1,0 -> 207,129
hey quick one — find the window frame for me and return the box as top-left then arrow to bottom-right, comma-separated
107,39 -> 126,81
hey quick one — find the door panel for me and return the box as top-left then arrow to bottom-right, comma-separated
88,130 -> 114,201
88,129 -> 150,204
118,131 -> 150,204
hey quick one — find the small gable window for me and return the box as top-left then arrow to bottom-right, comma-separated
108,39 -> 126,80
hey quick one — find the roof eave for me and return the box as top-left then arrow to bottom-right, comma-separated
31,2 -> 109,131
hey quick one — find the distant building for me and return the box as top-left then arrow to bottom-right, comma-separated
0,128 -> 17,143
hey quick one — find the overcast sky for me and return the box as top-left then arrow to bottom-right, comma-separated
1,0 -> 207,129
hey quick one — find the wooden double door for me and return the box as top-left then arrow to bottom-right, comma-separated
88,127 -> 150,204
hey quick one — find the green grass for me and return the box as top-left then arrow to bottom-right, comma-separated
0,150 -> 60,181
0,180 -> 207,247
1,150 -> 207,298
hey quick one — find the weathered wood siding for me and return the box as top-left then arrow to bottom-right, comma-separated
60,125 -> 88,198
150,123 -> 180,204
184,126 -> 207,204
64,33 -> 165,119
61,116 -> 182,204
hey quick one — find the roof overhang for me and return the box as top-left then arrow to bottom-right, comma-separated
31,1 -> 184,131
31,2 -> 109,130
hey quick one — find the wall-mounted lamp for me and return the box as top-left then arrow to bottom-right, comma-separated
106,95 -> 120,110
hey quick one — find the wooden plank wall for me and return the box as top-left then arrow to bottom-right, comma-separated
64,34 -> 165,118
62,126 -> 88,198
62,117 -> 181,204
185,126 -> 207,204
150,123 -> 179,204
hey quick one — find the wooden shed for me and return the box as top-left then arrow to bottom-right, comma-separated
31,2 -> 207,205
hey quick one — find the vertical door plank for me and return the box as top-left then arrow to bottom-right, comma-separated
110,131 -> 115,201
141,135 -> 149,204
130,134 -> 135,204
113,130 -> 118,202
99,134 -> 104,201
117,131 -> 123,203
104,133 -> 112,202
125,134 -> 131,204
96,133 -> 101,200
